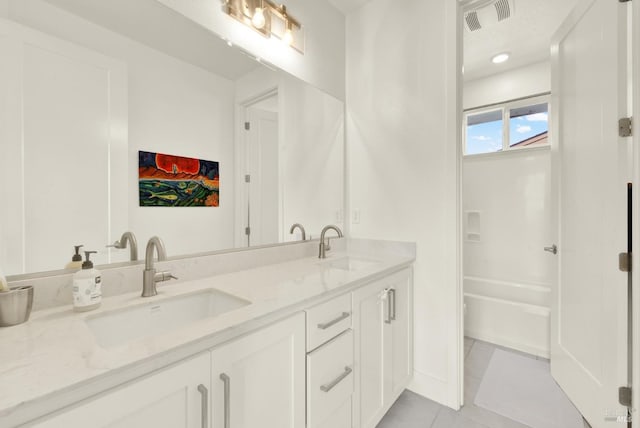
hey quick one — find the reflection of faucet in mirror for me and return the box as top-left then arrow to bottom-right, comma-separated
289,223 -> 306,241
107,231 -> 138,261
318,225 -> 344,259
142,236 -> 177,297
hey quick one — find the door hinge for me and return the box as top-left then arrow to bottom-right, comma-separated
245,226 -> 251,236
245,174 -> 251,183
619,252 -> 632,272
619,386 -> 632,407
619,117 -> 632,137
244,121 -> 250,130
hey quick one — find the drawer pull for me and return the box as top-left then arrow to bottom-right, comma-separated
220,373 -> 231,428
390,288 -> 396,321
317,312 -> 350,330
197,384 -> 208,428
384,288 -> 392,324
320,366 -> 353,392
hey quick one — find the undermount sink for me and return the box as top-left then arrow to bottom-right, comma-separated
322,257 -> 379,272
86,289 -> 250,348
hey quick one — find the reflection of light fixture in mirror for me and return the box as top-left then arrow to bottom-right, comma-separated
221,0 -> 303,53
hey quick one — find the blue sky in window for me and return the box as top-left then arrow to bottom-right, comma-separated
509,112 -> 549,146
466,120 -> 503,155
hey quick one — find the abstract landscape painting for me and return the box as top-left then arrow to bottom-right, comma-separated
139,151 -> 219,207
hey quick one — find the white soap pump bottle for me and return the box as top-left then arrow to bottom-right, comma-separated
72,251 -> 102,312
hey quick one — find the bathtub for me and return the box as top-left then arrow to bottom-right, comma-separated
464,276 -> 551,358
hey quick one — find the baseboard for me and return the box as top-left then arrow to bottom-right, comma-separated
465,329 -> 550,359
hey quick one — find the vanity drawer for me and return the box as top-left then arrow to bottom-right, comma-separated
307,330 -> 354,428
316,399 -> 352,428
306,292 -> 352,351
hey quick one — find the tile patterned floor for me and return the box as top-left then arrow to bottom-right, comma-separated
376,338 -> 583,428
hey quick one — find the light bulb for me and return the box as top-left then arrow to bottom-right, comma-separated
282,27 -> 293,45
491,52 -> 510,64
252,7 -> 266,29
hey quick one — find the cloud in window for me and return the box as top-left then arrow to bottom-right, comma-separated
472,135 -> 491,141
516,125 -> 532,133
525,112 -> 548,122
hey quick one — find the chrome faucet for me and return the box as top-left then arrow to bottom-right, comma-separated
318,225 -> 343,259
289,223 -> 306,241
142,236 -> 177,297
108,231 -> 138,261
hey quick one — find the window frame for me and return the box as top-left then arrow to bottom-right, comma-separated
463,94 -> 550,156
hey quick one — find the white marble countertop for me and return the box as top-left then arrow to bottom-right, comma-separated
0,241 -> 414,426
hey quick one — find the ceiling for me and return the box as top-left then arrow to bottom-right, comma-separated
462,0 -> 579,81
44,0 -> 261,80
326,0 -> 372,15
45,0 -> 577,84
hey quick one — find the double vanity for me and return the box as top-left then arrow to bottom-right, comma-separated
0,238 -> 415,428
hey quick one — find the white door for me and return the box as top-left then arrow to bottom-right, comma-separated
244,102 -> 280,247
210,313 -> 305,428
33,353 -> 211,428
550,0 -> 631,426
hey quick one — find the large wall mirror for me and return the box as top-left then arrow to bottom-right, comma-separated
0,0 -> 344,276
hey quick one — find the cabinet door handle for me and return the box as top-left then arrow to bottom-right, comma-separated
384,288 -> 392,324
390,288 -> 396,321
197,384 -> 208,428
317,312 -> 350,330
320,366 -> 353,392
220,373 -> 231,428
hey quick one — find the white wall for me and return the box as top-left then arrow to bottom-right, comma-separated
463,150 -> 552,284
346,0 -> 461,408
157,0 -> 346,101
5,0 -> 237,261
235,67 -> 345,244
464,60 -> 550,109
280,76 -> 344,238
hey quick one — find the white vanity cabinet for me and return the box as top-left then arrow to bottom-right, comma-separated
31,352 -> 211,428
25,266 -> 413,428
352,268 -> 413,428
31,313 -> 306,428
210,312 -> 306,428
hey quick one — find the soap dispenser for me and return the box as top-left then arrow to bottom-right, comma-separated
72,251 -> 102,312
65,245 -> 84,270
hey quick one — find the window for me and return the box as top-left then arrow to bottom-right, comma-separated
464,95 -> 549,155
466,109 -> 503,155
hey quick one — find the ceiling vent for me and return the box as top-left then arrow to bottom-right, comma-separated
463,0 -> 515,32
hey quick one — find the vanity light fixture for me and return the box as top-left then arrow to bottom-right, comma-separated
491,52 -> 510,64
221,0 -> 303,53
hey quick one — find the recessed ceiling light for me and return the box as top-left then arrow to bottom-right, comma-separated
491,52 -> 510,64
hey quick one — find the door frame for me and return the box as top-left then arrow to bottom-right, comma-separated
234,87 -> 279,248
632,0 -> 640,424
456,0 -> 639,419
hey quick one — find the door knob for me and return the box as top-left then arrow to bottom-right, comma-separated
544,244 -> 558,254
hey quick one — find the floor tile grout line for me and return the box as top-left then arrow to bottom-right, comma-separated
427,406 -> 443,428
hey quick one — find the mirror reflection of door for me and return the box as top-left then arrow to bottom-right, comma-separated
243,93 -> 280,247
